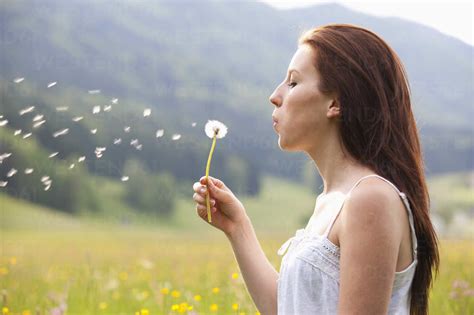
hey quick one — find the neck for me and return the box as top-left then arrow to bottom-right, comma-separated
306,137 -> 376,196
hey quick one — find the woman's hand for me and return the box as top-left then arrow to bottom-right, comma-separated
192,176 -> 248,236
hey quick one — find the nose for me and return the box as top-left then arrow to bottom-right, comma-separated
269,88 -> 282,107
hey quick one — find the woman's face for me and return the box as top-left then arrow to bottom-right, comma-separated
269,44 -> 339,152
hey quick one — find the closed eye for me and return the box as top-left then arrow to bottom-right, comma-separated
287,82 -> 297,88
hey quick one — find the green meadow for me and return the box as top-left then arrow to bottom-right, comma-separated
1,173 -> 473,315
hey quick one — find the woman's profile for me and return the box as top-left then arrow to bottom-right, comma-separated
192,24 -> 440,315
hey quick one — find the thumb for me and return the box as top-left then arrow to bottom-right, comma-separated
207,177 -> 229,201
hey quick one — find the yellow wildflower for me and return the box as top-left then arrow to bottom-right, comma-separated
171,304 -> 179,311
171,290 -> 181,298
194,294 -> 202,301
140,309 -> 149,315
22,311 -> 31,315
98,302 -> 107,310
232,272 -> 239,279
210,304 -> 218,312
9,257 -> 16,266
232,303 -> 239,310
161,287 -> 170,295
0,267 -> 8,275
2,307 -> 8,315
119,271 -> 128,281
212,287 -> 220,294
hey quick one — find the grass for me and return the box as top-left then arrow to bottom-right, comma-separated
0,172 -> 473,314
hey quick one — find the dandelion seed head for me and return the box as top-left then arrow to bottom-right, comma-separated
205,120 -> 228,139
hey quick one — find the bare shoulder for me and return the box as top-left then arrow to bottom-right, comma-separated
339,177 -> 405,246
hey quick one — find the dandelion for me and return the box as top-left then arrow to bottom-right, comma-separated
212,287 -> 220,294
140,309 -> 149,315
143,108 -> 151,117
2,306 -> 9,314
171,290 -> 181,298
19,106 -> 35,115
13,77 -> 24,83
160,287 -> 169,295
232,272 -> 239,280
53,128 -> 69,138
98,302 -> 107,310
210,304 -> 218,312
232,303 -> 239,311
47,81 -> 57,88
204,120 -> 228,222
156,129 -> 164,138
193,295 -> 202,301
88,89 -> 101,94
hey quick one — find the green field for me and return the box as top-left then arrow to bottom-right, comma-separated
1,173 -> 473,314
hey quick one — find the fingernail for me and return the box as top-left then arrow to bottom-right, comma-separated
200,187 -> 206,193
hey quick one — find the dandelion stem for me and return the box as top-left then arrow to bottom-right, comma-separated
205,135 -> 217,222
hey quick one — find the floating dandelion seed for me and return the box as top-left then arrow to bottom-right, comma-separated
0,120 -> 8,127
47,81 -> 57,88
111,98 -> 118,104
124,126 -> 131,133
135,144 -> 142,150
22,132 -> 32,139
90,128 -> 97,134
24,168 -> 34,174
53,128 -> 69,138
7,168 -> 17,177
33,120 -> 46,128
49,152 -> 59,158
103,105 -> 112,112
56,106 -> 69,112
192,122 -> 197,127
78,156 -> 85,162
95,147 -> 106,159
32,115 -> 43,122
204,120 -> 228,223
14,129 -> 22,136
44,184 -> 51,191
121,176 -> 129,182
113,138 -> 122,145
171,134 -> 181,141
13,77 -> 24,83
72,116 -> 83,122
41,176 -> 50,182
92,106 -> 101,114
156,129 -> 164,138
0,181 -> 7,188
0,153 -> 12,163
69,163 -> 75,169
88,89 -> 101,94
143,108 -> 151,117
19,106 -> 35,115
130,139 -> 139,146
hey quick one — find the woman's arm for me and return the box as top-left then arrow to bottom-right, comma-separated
337,182 -> 402,315
226,216 -> 279,315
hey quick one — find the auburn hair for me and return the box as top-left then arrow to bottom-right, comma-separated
298,24 -> 440,315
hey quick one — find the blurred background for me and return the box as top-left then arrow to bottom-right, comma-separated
0,1 -> 472,314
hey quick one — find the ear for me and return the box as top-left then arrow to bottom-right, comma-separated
326,98 -> 341,119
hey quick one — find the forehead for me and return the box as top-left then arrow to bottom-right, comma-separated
288,44 -> 317,75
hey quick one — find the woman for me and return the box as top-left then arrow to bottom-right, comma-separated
192,24 -> 439,315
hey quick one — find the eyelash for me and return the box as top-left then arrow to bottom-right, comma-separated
287,82 -> 297,88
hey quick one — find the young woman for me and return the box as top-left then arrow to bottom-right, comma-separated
192,24 -> 440,315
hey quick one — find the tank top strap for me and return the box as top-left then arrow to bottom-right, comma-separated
322,174 -> 418,259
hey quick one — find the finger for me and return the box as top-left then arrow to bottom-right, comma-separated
193,192 -> 206,204
200,176 -> 225,189
193,182 -> 208,195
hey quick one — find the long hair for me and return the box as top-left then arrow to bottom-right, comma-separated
298,24 -> 440,315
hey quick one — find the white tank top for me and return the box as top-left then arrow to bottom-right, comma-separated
276,174 -> 418,314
